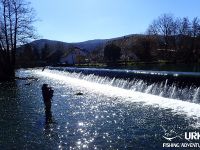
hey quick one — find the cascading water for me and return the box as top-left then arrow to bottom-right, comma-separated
32,68 -> 200,120
40,67 -> 200,102
193,87 -> 200,103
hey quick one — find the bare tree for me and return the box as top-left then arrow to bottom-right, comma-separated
147,14 -> 175,50
0,0 -> 37,80
179,17 -> 191,36
191,17 -> 200,37
147,20 -> 159,35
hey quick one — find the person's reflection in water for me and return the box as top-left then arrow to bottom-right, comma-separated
42,84 -> 54,125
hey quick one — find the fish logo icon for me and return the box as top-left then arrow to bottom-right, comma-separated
161,125 -> 183,141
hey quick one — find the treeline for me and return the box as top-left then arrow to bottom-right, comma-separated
16,43 -> 65,67
97,14 -> 200,65
146,14 -> 200,63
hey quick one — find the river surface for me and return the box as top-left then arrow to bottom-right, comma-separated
0,68 -> 200,149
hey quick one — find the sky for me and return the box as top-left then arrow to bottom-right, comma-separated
30,0 -> 200,43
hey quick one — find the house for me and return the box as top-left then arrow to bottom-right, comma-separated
60,47 -> 88,65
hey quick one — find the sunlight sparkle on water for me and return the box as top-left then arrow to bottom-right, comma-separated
35,69 -> 200,121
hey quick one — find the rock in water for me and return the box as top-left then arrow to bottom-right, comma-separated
25,82 -> 31,86
75,92 -> 83,96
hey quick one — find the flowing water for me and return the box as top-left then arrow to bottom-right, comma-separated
0,68 -> 200,149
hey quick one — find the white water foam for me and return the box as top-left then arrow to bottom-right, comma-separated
33,69 -> 200,123
62,68 -> 200,102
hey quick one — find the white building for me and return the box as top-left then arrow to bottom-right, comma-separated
60,47 -> 88,65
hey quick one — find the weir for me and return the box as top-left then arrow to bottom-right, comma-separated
50,67 -> 200,87
47,67 -> 200,101
33,68 -> 200,120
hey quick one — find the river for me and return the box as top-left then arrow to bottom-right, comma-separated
0,67 -> 200,149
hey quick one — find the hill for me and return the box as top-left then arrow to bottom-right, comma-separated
16,34 -> 147,66
30,39 -> 108,52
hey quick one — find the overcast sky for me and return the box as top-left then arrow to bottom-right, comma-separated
30,0 -> 200,42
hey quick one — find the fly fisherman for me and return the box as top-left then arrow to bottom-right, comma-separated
42,84 -> 54,123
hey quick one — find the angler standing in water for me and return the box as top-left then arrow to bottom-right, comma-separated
42,84 -> 54,123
